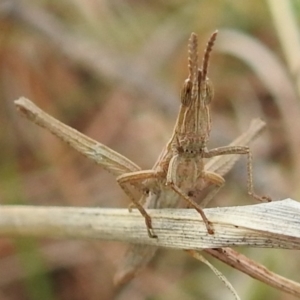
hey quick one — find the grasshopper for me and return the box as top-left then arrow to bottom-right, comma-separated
115,32 -> 220,237
117,31 -> 269,238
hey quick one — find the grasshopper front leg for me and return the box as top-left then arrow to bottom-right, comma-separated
166,155 -> 219,235
117,170 -> 159,238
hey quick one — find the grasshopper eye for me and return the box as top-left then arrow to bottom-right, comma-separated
203,78 -> 214,105
180,79 -> 193,106
198,70 -> 213,105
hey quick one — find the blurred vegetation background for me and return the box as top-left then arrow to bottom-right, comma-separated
0,0 -> 300,299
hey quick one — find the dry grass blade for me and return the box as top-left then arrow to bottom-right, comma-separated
0,199 -> 299,296
205,247 -> 300,297
0,200 -> 299,249
15,97 -> 141,177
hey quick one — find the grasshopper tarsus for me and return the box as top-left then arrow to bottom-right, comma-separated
132,204 -> 158,238
142,207 -> 157,238
143,212 -> 157,238
146,222 -> 158,239
128,201 -> 157,238
263,196 -> 272,202
248,192 -> 272,203
128,203 -> 135,212
191,205 -> 214,235
167,182 -> 215,235
194,205 -> 215,235
206,222 -> 214,235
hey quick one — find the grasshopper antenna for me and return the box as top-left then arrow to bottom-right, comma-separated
201,30 -> 218,82
188,32 -> 199,104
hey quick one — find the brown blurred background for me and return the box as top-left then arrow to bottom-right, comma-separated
0,0 -> 300,299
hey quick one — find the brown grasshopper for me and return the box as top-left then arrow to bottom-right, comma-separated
117,31 -> 269,238
115,32 -> 220,237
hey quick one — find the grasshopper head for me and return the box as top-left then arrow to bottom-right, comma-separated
176,31 -> 218,156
